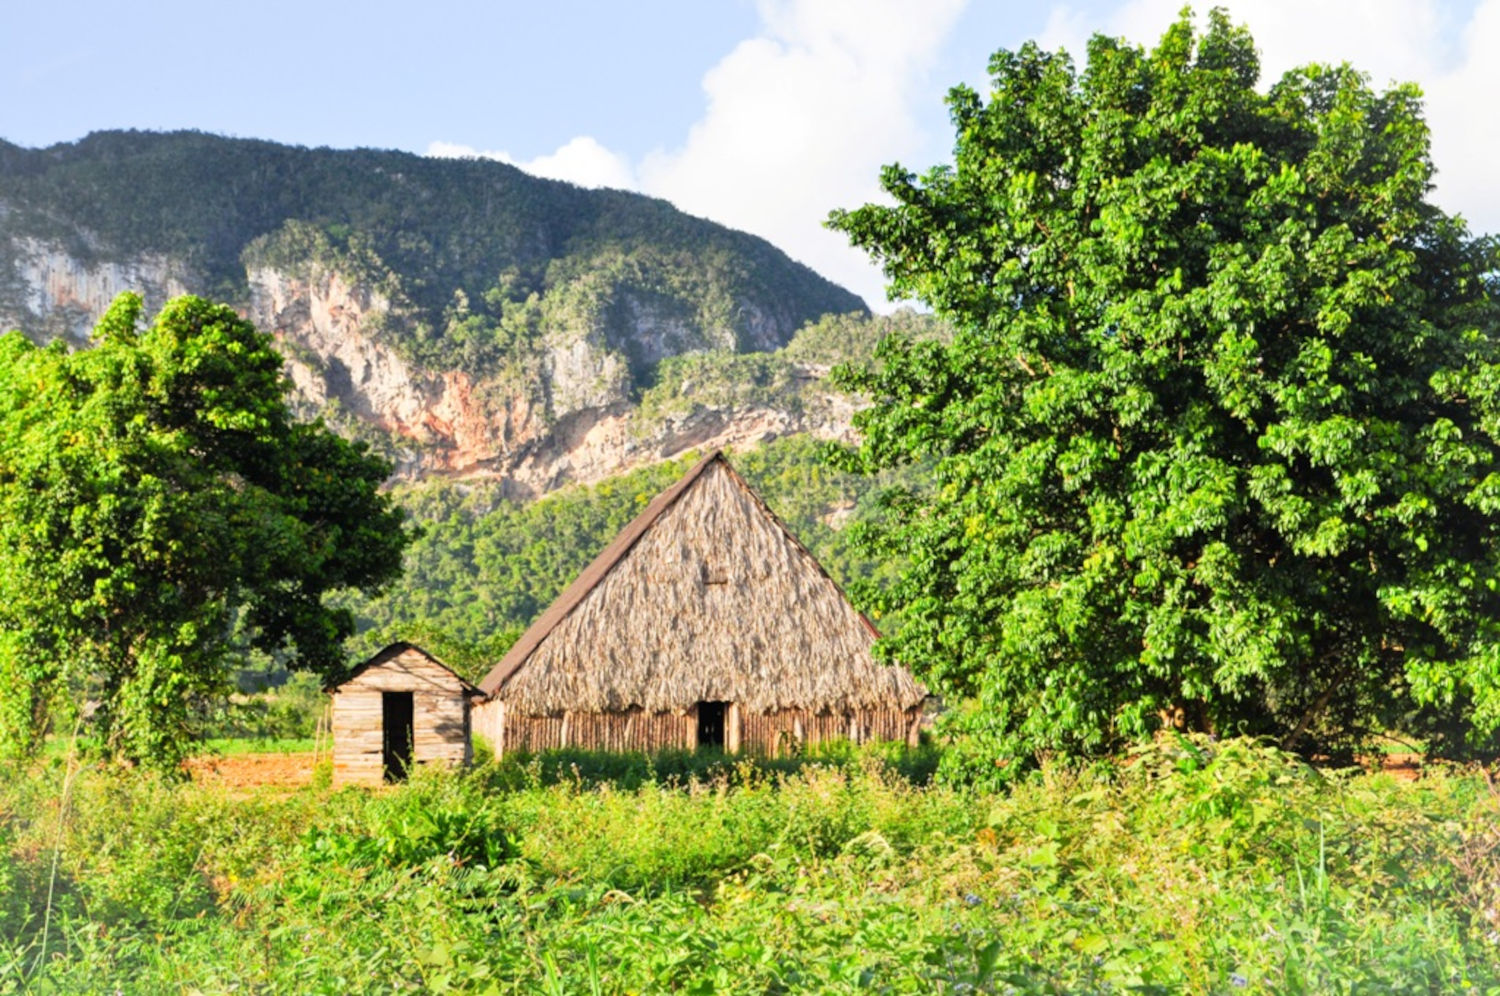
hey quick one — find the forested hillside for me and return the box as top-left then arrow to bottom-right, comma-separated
0,130 -> 956,689
0,130 -> 861,359
0,131 -> 876,487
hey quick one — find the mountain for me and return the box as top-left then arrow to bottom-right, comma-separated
0,130 -> 872,494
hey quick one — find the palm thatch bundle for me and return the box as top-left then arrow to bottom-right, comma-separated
478,451 -> 924,717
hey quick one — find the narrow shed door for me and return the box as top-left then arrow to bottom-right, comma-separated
382,691 -> 414,782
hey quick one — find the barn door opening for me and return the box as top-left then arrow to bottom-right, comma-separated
697,701 -> 728,750
382,691 -> 414,782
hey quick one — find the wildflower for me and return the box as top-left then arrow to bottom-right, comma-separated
964,892 -> 983,907
1230,973 -> 1248,988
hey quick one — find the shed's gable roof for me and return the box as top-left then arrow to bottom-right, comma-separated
477,451 -> 923,713
330,642 -> 481,696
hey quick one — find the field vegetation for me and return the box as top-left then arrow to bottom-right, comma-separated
1,737 -> 1497,993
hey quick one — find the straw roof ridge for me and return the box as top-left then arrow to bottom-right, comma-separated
476,450 -> 725,696
329,641 -> 482,696
478,450 -> 925,713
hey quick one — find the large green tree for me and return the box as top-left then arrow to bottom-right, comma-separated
830,10 -> 1500,770
0,294 -> 410,766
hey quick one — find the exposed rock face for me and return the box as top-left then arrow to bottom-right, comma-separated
510,399 -> 858,497
2,245 -> 855,497
246,264 -> 551,481
0,236 -> 194,343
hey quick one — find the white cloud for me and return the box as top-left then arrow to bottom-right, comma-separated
1039,0 -> 1500,234
1040,0 -> 1453,84
1422,0 -> 1500,234
636,0 -> 968,309
430,2 -> 1500,316
431,0 -> 969,311
426,136 -> 635,190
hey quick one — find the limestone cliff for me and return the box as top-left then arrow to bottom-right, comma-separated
243,258 -> 859,494
0,236 -> 195,343
4,238 -> 860,497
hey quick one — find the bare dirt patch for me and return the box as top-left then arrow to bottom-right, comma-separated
184,751 -> 317,791
1361,752 -> 1425,781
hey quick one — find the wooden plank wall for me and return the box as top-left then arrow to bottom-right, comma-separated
332,648 -> 473,786
500,707 -> 697,753
479,702 -> 921,756
738,707 -> 921,753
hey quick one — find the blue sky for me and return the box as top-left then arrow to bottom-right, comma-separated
3,1 -> 1495,308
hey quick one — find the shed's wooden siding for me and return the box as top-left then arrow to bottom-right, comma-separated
331,647 -> 473,786
472,699 -> 920,755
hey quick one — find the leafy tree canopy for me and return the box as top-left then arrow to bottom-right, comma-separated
830,9 -> 1500,771
0,294 -> 410,766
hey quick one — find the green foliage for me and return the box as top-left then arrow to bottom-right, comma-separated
479,740 -> 942,794
0,740 -> 1496,992
635,350 -> 806,426
204,671 -> 328,742
0,294 -> 410,767
631,309 -> 950,440
346,434 -> 917,672
292,774 -> 516,885
781,307 -> 953,369
830,10 -> 1500,768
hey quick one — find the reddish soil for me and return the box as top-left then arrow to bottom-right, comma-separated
1361,752 -> 1425,781
184,752 -> 317,791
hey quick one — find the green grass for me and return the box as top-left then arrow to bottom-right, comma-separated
198,736 -> 318,756
1,737 -> 1497,993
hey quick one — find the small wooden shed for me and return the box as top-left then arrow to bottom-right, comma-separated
472,451 -> 926,755
327,643 -> 481,786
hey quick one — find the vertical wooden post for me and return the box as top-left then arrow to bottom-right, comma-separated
726,703 -> 741,753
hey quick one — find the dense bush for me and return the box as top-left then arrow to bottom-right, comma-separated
201,670 -> 328,742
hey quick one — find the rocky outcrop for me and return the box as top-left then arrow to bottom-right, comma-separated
509,399 -> 858,496
0,131 -> 878,497
3,244 -> 856,498
0,236 -> 194,343
235,259 -> 857,495
246,263 -> 552,480
246,261 -> 855,494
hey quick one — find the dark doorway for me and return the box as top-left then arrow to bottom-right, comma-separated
697,701 -> 728,750
382,691 -> 414,782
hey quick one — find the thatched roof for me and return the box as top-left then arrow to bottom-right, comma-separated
477,451 -> 925,714
329,642 -> 482,697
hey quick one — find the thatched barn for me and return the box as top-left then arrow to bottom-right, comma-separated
328,643 -> 481,786
472,451 -> 925,755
